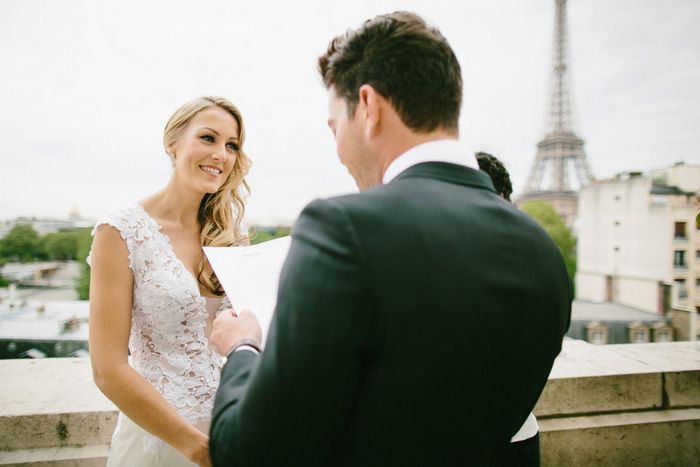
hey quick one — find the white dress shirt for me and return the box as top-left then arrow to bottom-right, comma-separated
382,139 -> 479,184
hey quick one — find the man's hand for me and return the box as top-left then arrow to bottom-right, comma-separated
211,309 -> 263,356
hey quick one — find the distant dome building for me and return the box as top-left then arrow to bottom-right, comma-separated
68,205 -> 80,222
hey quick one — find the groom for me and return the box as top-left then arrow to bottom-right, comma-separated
210,11 -> 571,466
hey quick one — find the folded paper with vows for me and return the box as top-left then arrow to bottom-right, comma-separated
203,236 -> 292,344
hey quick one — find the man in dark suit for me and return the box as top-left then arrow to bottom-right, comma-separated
209,11 -> 571,466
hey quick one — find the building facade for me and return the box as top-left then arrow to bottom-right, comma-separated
567,300 -> 674,345
576,163 -> 699,326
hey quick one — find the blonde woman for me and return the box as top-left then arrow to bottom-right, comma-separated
88,96 -> 252,466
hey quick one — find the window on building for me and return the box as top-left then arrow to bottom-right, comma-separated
675,222 -> 687,240
628,322 -> 650,343
696,278 -> 700,289
633,330 -> 647,343
676,279 -> 688,299
592,331 -> 605,345
586,322 -> 608,345
674,250 -> 686,268
652,173 -> 669,186
696,250 -> 700,261
656,331 -> 670,342
653,323 -> 673,342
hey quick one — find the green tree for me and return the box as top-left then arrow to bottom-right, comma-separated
43,231 -> 79,260
54,229 -> 90,261
250,226 -> 292,245
74,228 -> 94,300
521,201 -> 577,290
0,224 -> 40,262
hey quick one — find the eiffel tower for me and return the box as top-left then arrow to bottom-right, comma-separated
516,0 -> 593,228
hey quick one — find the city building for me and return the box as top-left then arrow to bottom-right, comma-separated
0,260 -> 86,358
0,298 -> 89,359
0,205 -> 94,240
567,300 -> 674,345
576,162 -> 700,340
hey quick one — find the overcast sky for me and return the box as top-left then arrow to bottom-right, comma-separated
1,0 -> 699,225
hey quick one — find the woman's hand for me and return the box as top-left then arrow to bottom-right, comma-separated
211,309 -> 263,355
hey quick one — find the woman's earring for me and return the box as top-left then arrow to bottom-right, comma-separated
169,153 -> 175,166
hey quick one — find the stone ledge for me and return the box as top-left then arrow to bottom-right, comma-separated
0,358 -> 117,453
665,370 -> 700,408
606,342 -> 700,409
535,373 -> 663,417
1,340 -> 699,465
0,411 -> 117,452
539,408 -> 700,466
0,359 -> 115,418
536,340 -> 700,417
0,444 -> 110,467
606,341 -> 700,372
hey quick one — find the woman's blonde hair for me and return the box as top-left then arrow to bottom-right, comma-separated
163,96 -> 252,295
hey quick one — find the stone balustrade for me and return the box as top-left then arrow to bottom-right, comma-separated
536,339 -> 700,465
0,339 -> 699,466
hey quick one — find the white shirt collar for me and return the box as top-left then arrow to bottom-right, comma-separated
382,139 -> 479,184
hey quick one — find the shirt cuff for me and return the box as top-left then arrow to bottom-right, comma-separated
233,345 -> 260,355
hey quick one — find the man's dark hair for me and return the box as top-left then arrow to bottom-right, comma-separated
318,11 -> 462,134
476,152 -> 513,202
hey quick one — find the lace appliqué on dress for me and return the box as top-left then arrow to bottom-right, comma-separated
89,204 -> 231,453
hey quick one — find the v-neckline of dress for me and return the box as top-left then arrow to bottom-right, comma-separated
135,203 -> 206,299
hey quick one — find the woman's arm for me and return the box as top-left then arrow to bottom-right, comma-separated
88,224 -> 211,467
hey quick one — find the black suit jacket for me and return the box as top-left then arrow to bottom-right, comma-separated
211,162 -> 572,466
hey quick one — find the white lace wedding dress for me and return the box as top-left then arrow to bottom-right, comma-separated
88,204 -> 230,466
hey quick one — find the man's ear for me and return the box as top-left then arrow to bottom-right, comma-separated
358,84 -> 381,138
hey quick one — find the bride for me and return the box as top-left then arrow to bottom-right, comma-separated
88,96 -> 252,466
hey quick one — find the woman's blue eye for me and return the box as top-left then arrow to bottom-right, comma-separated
227,142 -> 239,151
201,135 -> 215,142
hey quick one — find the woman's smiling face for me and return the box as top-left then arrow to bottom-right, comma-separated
169,106 -> 240,195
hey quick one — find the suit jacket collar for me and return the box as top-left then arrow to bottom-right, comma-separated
393,161 -> 497,193
382,139 -> 478,184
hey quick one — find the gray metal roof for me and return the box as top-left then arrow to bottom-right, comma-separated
571,300 -> 669,322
